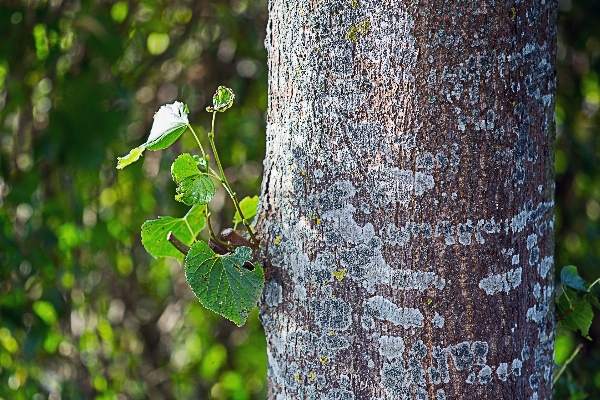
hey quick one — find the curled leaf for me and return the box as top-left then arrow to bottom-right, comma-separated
117,101 -> 189,169
146,101 -> 189,150
561,265 -> 589,292
206,86 -> 235,112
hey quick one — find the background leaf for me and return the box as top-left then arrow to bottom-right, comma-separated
0,1 -> 269,397
233,195 -> 259,224
185,242 -> 264,326
172,153 -> 216,205
141,205 -> 206,261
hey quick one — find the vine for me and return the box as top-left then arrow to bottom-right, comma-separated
117,87 -> 263,326
554,265 -> 600,392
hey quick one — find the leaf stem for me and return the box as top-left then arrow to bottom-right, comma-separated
205,205 -> 231,249
588,277 -> 600,291
554,344 -> 583,384
207,111 -> 259,248
183,217 -> 195,240
562,283 -> 574,309
187,124 -> 206,158
188,124 -> 225,180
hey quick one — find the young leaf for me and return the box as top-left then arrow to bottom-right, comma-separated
146,101 -> 189,150
192,154 -> 208,173
206,86 -> 235,112
184,241 -> 264,326
141,205 -> 205,261
558,292 -> 594,339
233,195 -> 259,224
117,146 -> 146,169
171,153 -> 215,205
561,265 -> 589,292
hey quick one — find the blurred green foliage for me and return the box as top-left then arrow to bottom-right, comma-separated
554,0 -> 600,398
0,0 -> 267,398
1,0 -> 600,399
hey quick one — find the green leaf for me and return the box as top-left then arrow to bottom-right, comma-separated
558,293 -> 594,338
561,265 -> 589,292
33,300 -> 58,325
233,195 -> 259,225
184,241 -> 264,326
586,292 -> 600,310
172,153 -> 215,205
206,86 -> 235,112
116,145 -> 145,169
192,154 -> 208,173
141,205 -> 206,261
117,102 -> 189,168
145,101 -> 189,150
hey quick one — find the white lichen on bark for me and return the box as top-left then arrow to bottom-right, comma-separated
257,0 -> 556,398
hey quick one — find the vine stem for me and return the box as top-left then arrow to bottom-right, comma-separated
588,277 -> 600,291
207,111 -> 259,248
554,344 -> 583,384
187,123 -> 220,177
556,300 -> 582,322
205,205 -> 231,249
167,231 -> 190,255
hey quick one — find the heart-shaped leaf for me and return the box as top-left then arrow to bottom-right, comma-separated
141,205 -> 205,261
233,195 -> 259,225
171,153 -> 215,205
206,86 -> 235,112
185,241 -> 264,326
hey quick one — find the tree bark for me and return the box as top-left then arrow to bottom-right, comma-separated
257,0 -> 556,399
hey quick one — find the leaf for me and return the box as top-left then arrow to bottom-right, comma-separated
558,293 -> 594,338
116,146 -> 145,169
146,101 -> 189,150
33,300 -> 58,325
561,265 -> 589,292
192,154 -> 208,173
171,153 -> 215,205
206,86 -> 235,112
184,241 -> 264,326
141,205 -> 206,261
233,195 -> 259,225
586,292 -> 600,310
117,101 -> 189,169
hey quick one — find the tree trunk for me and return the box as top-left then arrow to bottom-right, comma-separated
257,0 -> 556,399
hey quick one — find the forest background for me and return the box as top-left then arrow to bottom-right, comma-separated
0,0 -> 598,399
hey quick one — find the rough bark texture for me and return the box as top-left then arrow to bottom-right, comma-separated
256,0 -> 556,399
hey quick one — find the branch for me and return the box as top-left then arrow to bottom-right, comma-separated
167,231 -> 190,255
